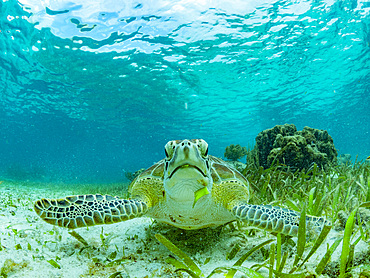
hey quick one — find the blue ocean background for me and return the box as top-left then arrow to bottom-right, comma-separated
0,0 -> 369,184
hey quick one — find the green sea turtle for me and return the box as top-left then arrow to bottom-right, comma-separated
34,139 -> 331,236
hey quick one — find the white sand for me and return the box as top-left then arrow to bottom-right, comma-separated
0,181 -> 368,278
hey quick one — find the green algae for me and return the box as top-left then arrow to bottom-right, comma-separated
47,258 -> 61,269
155,233 -> 202,276
69,230 -> 89,246
156,232 -> 268,278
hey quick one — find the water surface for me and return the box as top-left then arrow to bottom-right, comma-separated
1,0 -> 369,183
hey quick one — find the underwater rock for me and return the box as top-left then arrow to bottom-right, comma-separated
336,210 -> 349,231
125,168 -> 146,182
225,161 -> 247,173
338,153 -> 352,165
250,124 -> 337,170
337,208 -> 370,231
224,144 -> 248,161
0,258 -> 28,277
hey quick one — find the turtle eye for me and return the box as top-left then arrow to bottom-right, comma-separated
164,140 -> 177,159
164,148 -> 169,158
204,147 -> 208,157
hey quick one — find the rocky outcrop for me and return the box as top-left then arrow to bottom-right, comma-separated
224,144 -> 248,161
338,154 -> 351,165
250,124 -> 337,170
125,168 -> 146,182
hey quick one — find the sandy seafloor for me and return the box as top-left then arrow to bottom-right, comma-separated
0,180 -> 369,278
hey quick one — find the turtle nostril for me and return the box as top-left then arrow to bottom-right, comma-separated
181,140 -> 191,146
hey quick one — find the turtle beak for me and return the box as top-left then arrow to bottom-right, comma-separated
168,164 -> 206,179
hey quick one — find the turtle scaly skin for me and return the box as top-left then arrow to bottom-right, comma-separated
34,139 -> 331,236
35,195 -> 148,229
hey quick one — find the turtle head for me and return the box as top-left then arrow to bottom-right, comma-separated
163,139 -> 212,203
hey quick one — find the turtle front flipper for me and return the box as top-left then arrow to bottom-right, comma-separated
34,194 -> 148,229
232,204 -> 331,237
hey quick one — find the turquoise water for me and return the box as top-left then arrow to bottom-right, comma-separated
0,0 -> 369,183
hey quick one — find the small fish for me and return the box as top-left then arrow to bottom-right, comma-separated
367,156 -> 370,160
